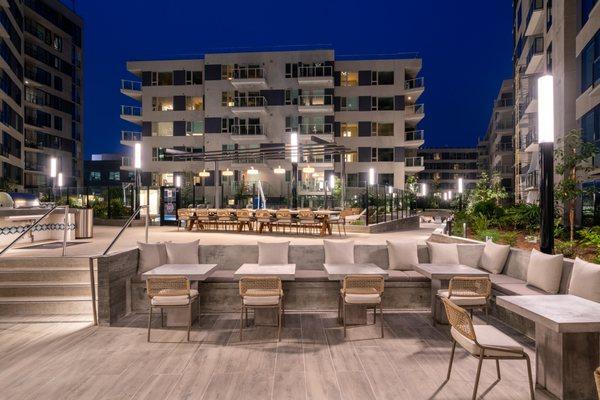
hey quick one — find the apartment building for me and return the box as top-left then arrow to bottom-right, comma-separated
417,147 -> 479,193
0,0 -> 83,189
120,48 -> 424,205
84,153 -> 134,187
478,79 -> 515,194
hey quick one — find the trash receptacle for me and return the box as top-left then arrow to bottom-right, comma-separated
75,208 -> 93,238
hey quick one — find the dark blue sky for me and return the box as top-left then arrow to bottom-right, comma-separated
77,0 -> 513,159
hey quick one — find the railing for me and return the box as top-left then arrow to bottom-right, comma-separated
25,161 -> 45,172
495,120 -> 514,131
524,170 -> 539,189
405,103 -> 425,114
121,79 -> 142,91
120,105 -> 142,116
121,130 -> 141,141
495,143 -> 514,152
232,66 -> 265,80
525,0 -> 544,28
231,124 -> 264,136
495,98 -> 514,108
405,156 -> 424,167
525,129 -> 538,148
405,130 -> 424,141
404,77 -> 424,90
231,96 -> 267,107
102,205 -> 149,256
298,123 -> 332,135
298,65 -> 332,78
298,94 -> 333,107
526,36 -> 544,66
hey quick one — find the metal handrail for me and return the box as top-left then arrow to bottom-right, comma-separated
0,205 -> 69,256
102,205 -> 149,256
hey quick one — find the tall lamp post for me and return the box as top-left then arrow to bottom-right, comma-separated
49,157 -> 57,202
290,132 -> 299,209
538,75 -> 554,254
457,177 -> 464,211
134,143 -> 142,214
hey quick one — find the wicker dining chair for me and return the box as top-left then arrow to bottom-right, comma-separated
434,276 -> 492,324
338,275 -> 385,338
216,209 -> 234,231
236,208 -> 254,232
595,367 -> 600,398
441,298 -> 534,400
275,209 -> 295,233
146,277 -> 198,342
196,209 -> 214,230
255,209 -> 275,233
298,209 -> 321,235
239,276 -> 284,341
177,208 -> 190,231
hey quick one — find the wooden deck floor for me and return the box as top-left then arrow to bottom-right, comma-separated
0,311 -> 553,400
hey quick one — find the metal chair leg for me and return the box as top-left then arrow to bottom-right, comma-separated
187,304 -> 192,342
525,353 -> 535,400
343,302 -> 347,338
496,359 -> 501,380
161,308 -> 164,327
240,305 -> 244,341
277,304 -> 282,342
446,341 -> 456,380
472,352 -> 485,400
147,306 -> 153,342
373,306 -> 376,324
380,303 -> 384,338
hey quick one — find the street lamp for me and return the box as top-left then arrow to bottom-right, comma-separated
133,143 -> 142,213
175,175 -> 182,188
290,132 -> 298,208
49,157 -> 57,201
458,177 -> 464,211
538,74 -> 554,254
57,172 -> 63,200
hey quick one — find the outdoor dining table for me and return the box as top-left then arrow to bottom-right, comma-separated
141,263 -> 218,327
323,263 -> 389,325
497,294 -> 600,400
412,263 -> 489,324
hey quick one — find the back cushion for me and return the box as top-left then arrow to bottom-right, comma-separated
324,240 -> 354,264
258,241 -> 290,265
426,242 -> 459,265
568,257 -> 600,302
457,244 -> 485,268
165,240 -> 200,264
137,242 -> 167,274
526,249 -> 564,294
479,241 -> 511,274
386,240 -> 419,270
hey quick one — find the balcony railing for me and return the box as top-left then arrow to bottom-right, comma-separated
121,105 -> 142,116
231,124 -> 264,136
526,36 -> 544,66
299,123 -> 333,135
525,129 -> 538,148
495,143 -> 514,152
525,0 -> 544,27
495,98 -> 514,108
25,161 -> 45,172
495,120 -> 514,131
232,67 -> 265,80
404,77 -> 424,90
524,170 -> 539,188
121,130 -> 141,141
405,130 -> 424,141
231,96 -> 267,107
121,79 -> 141,91
298,94 -> 333,107
405,104 -> 425,114
405,156 -> 424,167
298,65 -> 332,78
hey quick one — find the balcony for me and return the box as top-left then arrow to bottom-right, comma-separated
297,94 -> 334,113
120,105 -> 142,125
495,120 -> 514,132
525,0 -> 544,37
524,129 -> 539,153
121,130 -> 141,145
522,170 -> 539,190
524,92 -> 537,114
405,156 -> 425,173
525,36 -> 544,75
298,123 -> 333,143
229,66 -> 266,88
24,161 -> 45,172
495,143 -> 514,153
230,124 -> 266,142
404,77 -> 424,92
120,79 -> 142,100
494,98 -> 514,109
298,159 -> 335,170
297,65 -> 333,87
229,96 -> 268,114
404,130 -> 425,147
404,104 -> 425,121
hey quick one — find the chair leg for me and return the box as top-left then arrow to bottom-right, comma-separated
240,305 -> 244,341
337,294 -> 342,323
187,304 -> 192,342
277,305 -> 282,342
343,302 -> 347,338
343,223 -> 346,236
147,306 -> 153,342
495,359 -> 501,380
380,303 -> 384,338
161,308 -> 164,327
373,306 -> 376,324
524,354 -> 535,400
446,341 -> 456,381
245,307 -> 249,327
472,352 -> 484,400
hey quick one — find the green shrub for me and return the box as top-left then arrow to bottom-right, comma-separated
474,229 -> 500,243
555,241 -> 577,258
470,213 -> 490,234
505,203 -> 540,232
499,231 -> 518,247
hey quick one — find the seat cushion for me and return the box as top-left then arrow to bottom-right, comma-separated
344,293 -> 381,304
480,241 -> 510,274
427,242 -> 460,265
403,270 -> 430,282
294,269 -> 329,281
451,325 -> 524,357
492,282 -> 547,296
204,270 -> 236,283
386,270 -> 411,282
568,257 -> 600,303
489,273 -> 525,285
324,240 -> 354,264
151,289 -> 198,306
526,249 -> 564,294
165,240 -> 200,264
258,241 -> 290,265
437,289 -> 487,306
243,295 -> 280,306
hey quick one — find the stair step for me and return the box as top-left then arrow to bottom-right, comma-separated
0,295 -> 93,303
0,282 -> 95,297
0,257 -> 91,269
0,269 -> 95,282
0,296 -> 94,315
0,314 -> 93,323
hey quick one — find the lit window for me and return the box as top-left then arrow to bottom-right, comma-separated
341,122 -> 358,137
339,71 -> 358,86
186,96 -> 203,111
152,97 -> 173,111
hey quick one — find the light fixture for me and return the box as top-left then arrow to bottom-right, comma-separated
50,157 -> 57,178
458,177 -> 464,194
247,166 -> 259,175
302,165 -> 315,174
329,174 -> 335,190
318,181 -> 324,190
134,142 -> 142,169
443,192 -> 447,201
368,168 -> 375,185
421,183 -> 427,196
537,75 -> 554,144
312,172 -> 320,178
447,190 -> 452,200
388,185 -> 393,194
198,169 -> 210,178
222,168 -> 234,177
273,165 -> 286,175
290,132 -> 298,163
57,172 -> 63,187
175,175 -> 182,188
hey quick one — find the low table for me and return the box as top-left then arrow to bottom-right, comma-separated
412,263 -> 488,324
497,294 -> 600,400
141,263 -> 218,327
234,263 -> 296,325
323,263 -> 388,325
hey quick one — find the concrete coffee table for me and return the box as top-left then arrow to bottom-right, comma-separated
323,263 -> 388,325
412,263 -> 488,324
497,294 -> 600,400
142,263 -> 217,327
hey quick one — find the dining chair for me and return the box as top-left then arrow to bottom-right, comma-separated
434,276 -> 492,323
238,276 -> 284,341
329,209 -> 357,236
441,298 -> 535,400
255,209 -> 275,233
338,275 -> 385,338
298,209 -> 320,235
146,276 -> 198,342
196,209 -> 214,230
236,208 -> 254,232
176,208 -> 190,231
275,209 -> 295,233
595,367 -> 600,399
215,209 -> 234,231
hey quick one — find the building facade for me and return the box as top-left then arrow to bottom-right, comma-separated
417,147 -> 479,194
84,154 -> 134,187
0,0 -> 83,189
120,49 -> 424,205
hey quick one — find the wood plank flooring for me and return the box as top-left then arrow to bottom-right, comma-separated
0,311 -> 553,400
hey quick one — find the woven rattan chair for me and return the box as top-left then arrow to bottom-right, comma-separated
256,209 -> 275,233
298,209 -> 321,235
595,367 -> 600,398
435,277 -> 492,323
338,275 -> 385,338
239,276 -> 283,341
216,209 -> 234,231
177,208 -> 190,231
236,209 -> 254,232
146,277 -> 198,342
274,209 -> 295,233
441,298 -> 534,400
196,209 -> 214,230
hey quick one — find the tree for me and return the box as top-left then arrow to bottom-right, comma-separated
554,129 -> 598,241
404,175 -> 419,211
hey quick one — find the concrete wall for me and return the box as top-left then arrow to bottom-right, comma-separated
97,248 -> 138,326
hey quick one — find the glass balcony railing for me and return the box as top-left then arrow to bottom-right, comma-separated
298,65 -> 332,78
120,105 -> 142,116
404,77 -> 424,90
525,129 -> 538,148
121,79 -> 142,91
299,123 -> 333,135
525,0 -> 544,28
495,143 -> 514,152
232,66 -> 265,80
405,103 -> 425,114
405,130 -> 424,141
121,130 -> 141,141
298,94 -> 333,107
231,96 -> 267,107
405,156 -> 424,167
526,36 -> 544,66
495,98 -> 514,108
231,124 -> 264,136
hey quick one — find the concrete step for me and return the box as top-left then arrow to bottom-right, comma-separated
0,268 -> 95,282
0,257 -> 91,269
0,282 -> 95,297
0,296 -> 94,315
0,314 -> 94,323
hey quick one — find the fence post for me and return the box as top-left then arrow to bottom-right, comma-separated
107,186 -> 112,219
375,186 -> 379,224
383,189 -> 387,222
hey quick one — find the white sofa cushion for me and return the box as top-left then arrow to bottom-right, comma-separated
386,240 -> 419,270
165,240 -> 200,264
526,249 -> 564,294
151,289 -> 198,306
457,244 -> 485,268
258,241 -> 290,265
479,241 -> 511,274
243,295 -> 280,306
137,242 -> 167,274
568,257 -> 600,302
344,293 -> 381,304
451,325 -> 524,357
323,240 -> 354,265
427,242 -> 460,265
437,289 -> 487,306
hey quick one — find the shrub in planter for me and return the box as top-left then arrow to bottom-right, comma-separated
500,231 -> 518,247
474,229 -> 500,243
555,241 -> 577,258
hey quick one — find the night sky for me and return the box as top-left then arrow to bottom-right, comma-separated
76,0 -> 513,159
